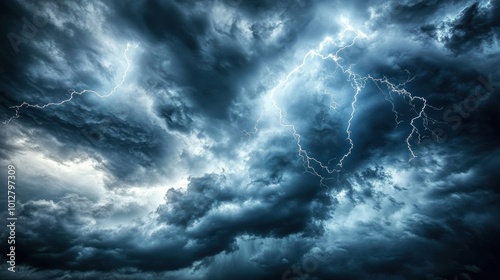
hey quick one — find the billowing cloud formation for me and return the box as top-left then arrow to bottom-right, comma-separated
1,0 -> 499,279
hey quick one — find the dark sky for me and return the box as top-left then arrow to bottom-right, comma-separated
0,0 -> 499,279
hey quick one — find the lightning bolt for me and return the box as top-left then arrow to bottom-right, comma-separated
368,74 -> 442,159
3,42 -> 140,125
248,21 -> 438,186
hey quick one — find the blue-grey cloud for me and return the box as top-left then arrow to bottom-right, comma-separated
1,0 -> 499,279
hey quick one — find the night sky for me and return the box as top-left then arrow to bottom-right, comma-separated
1,0 -> 499,279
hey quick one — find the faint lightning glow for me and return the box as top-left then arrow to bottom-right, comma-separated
247,20 -> 437,186
3,42 -> 140,125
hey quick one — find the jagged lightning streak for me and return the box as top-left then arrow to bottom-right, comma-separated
369,74 -> 442,159
248,21 -> 437,186
3,42 -> 140,125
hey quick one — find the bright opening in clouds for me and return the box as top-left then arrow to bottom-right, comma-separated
1,0 -> 499,279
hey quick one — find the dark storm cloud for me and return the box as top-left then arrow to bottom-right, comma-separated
315,10 -> 500,169
365,0 -> 499,54
105,0 -> 315,121
0,135 -> 333,276
5,150 -> 500,279
0,164 -> 329,278
297,150 -> 500,280
2,103 -> 180,186
1,0 -> 499,279
436,1 -> 499,54
0,0 -> 184,186
261,1 -> 499,278
384,0 -> 467,23
157,174 -> 236,227
149,141 -> 331,271
0,1 -> 110,105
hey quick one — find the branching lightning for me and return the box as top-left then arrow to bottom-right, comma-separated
3,42 -> 140,125
247,21 -> 439,186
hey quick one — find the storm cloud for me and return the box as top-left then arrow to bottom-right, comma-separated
1,0 -> 499,279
